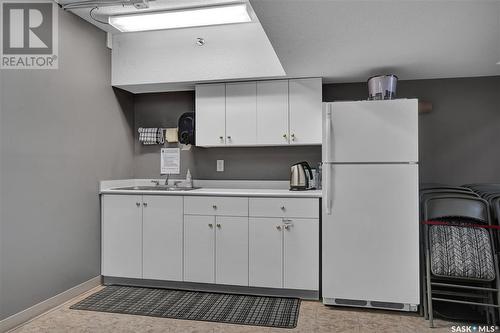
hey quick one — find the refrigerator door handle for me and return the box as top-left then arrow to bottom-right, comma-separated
325,104 -> 333,162
324,163 -> 332,215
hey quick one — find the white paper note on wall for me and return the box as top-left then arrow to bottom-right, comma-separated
161,148 -> 180,174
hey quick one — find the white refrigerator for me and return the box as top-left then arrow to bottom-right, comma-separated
322,99 -> 419,311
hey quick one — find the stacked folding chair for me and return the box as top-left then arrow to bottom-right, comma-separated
419,184 -> 500,327
463,184 -> 500,245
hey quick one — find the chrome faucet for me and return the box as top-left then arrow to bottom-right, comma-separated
163,174 -> 169,186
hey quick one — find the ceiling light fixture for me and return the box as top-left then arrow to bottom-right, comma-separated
108,3 -> 251,32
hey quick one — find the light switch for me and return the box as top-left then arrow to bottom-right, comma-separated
217,160 -> 224,172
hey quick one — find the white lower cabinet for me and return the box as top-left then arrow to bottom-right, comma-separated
249,217 -> 319,291
142,195 -> 183,281
283,218 -> 319,290
102,194 -> 319,293
249,197 -> 320,291
184,215 -> 215,283
249,218 -> 283,288
102,195 -> 143,279
216,216 -> 249,286
184,215 -> 249,286
102,194 -> 183,280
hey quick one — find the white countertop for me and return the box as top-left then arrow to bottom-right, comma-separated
100,179 -> 322,198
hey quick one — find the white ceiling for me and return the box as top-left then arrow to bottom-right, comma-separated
62,0 -> 500,83
250,0 -> 500,82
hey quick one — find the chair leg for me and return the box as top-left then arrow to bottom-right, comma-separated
493,253 -> 500,324
421,242 -> 429,319
426,248 -> 434,328
487,291 -> 496,325
422,261 -> 429,319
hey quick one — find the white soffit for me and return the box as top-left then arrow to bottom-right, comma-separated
61,0 -> 285,91
111,19 -> 285,90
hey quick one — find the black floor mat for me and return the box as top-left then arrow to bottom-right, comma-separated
70,286 -> 301,329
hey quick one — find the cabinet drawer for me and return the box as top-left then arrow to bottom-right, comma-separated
249,198 -> 319,218
184,196 -> 248,216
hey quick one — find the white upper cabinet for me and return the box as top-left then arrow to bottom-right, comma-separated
195,78 -> 322,147
289,78 -> 322,145
225,82 -> 257,145
195,83 -> 226,146
256,80 -> 289,145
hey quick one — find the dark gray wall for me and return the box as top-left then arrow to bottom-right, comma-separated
134,92 -> 321,180
0,10 -> 135,320
324,76 -> 500,185
134,76 -> 500,185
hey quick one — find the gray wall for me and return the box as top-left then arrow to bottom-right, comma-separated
0,10 -> 135,320
134,92 -> 321,180
0,55 -> 3,318
323,76 -> 500,185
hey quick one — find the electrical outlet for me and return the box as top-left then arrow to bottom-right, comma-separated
217,160 -> 224,172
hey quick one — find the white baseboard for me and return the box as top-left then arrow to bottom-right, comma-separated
0,276 -> 101,333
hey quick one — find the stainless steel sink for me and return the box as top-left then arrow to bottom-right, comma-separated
113,186 -> 199,191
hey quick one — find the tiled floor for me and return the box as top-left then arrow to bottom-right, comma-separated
11,286 -> 456,333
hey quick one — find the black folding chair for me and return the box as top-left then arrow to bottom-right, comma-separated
419,190 -> 481,318
422,196 -> 500,327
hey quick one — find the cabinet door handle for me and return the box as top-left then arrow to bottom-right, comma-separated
276,225 -> 282,231
136,202 -> 141,207
212,205 -> 217,210
208,223 -> 213,228
143,202 -> 147,207
282,133 -> 287,139
219,136 -> 224,142
280,206 -> 286,211
284,224 -> 291,230
216,223 -> 221,228
291,133 -> 296,141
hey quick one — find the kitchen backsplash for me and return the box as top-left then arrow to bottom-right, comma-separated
133,91 -> 321,180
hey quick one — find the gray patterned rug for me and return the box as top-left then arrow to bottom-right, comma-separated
70,286 -> 300,329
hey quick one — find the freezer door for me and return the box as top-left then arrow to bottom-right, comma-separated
322,100 -> 418,163
322,164 -> 419,305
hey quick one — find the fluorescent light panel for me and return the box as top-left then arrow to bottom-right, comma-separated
109,3 -> 251,32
